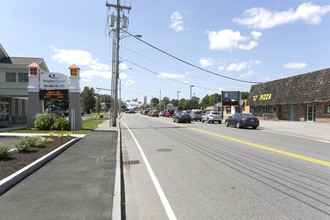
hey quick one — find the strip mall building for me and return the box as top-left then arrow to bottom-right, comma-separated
247,68 -> 330,122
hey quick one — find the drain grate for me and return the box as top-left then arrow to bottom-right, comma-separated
123,160 -> 140,165
156,149 -> 172,152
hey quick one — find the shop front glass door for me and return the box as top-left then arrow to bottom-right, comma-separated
307,105 -> 314,122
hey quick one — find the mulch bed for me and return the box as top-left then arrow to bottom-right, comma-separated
0,136 -> 76,181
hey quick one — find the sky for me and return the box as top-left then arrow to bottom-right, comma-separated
1,0 -> 330,107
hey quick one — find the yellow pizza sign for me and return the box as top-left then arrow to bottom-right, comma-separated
253,93 -> 272,101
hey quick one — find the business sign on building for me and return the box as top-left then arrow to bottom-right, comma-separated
222,91 -> 240,106
40,72 -> 69,89
39,90 -> 69,100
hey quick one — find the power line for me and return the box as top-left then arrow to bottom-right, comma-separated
122,29 -> 261,84
125,59 -> 219,92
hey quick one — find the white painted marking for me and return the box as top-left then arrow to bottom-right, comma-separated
122,119 -> 177,220
262,129 -> 330,144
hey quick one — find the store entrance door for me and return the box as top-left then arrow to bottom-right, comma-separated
0,101 -> 10,127
307,105 -> 315,122
290,106 -> 294,121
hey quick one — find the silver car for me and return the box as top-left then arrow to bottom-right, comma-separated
202,111 -> 222,124
190,110 -> 203,121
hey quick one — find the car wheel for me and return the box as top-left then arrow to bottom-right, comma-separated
219,121 -> 222,124
202,119 -> 204,123
252,126 -> 257,129
189,121 -> 191,123
225,121 -> 229,127
212,121 -> 214,124
208,119 -> 211,123
237,122 -> 241,129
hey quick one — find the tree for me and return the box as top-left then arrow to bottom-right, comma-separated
240,91 -> 249,99
81,86 -> 96,114
181,99 -> 190,110
199,95 -> 209,109
191,96 -> 200,109
209,93 -> 222,105
150,97 -> 159,108
171,99 -> 179,107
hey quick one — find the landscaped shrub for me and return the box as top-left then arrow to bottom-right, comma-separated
0,144 -> 12,159
34,112 -> 61,130
26,137 -> 45,148
13,139 -> 29,153
52,117 -> 71,130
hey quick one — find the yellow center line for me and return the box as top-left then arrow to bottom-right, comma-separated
144,115 -> 330,167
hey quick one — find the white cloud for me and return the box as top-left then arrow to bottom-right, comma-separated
119,63 -> 128,71
251,31 -> 262,40
240,70 -> 257,78
51,48 -> 97,66
119,72 -> 128,79
226,60 -> 261,71
183,80 -> 190,84
234,2 -> 330,29
218,66 -> 225,72
169,11 -> 189,32
198,57 -> 215,67
218,88 -> 223,92
158,72 -> 185,79
89,63 -> 110,71
283,62 -> 307,69
207,29 -> 258,51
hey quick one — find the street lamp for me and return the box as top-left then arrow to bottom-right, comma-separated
192,93 -> 195,109
177,91 -> 180,107
190,85 -> 194,110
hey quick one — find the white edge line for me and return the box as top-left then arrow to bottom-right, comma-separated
112,121 -> 122,220
122,119 -> 177,220
262,129 -> 330,144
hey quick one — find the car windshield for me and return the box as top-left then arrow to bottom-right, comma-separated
212,112 -> 220,115
241,114 -> 255,118
192,111 -> 202,114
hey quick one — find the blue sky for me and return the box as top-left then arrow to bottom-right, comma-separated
1,0 -> 330,107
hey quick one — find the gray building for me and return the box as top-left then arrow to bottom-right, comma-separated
0,44 -> 49,127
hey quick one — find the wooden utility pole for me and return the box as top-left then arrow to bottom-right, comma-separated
106,1 -> 131,127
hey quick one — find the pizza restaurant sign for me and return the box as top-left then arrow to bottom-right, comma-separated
253,93 -> 272,101
40,72 -> 68,89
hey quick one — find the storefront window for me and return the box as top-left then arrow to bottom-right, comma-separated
18,72 -> 29,82
263,106 -> 270,113
325,105 -> 330,114
6,72 -> 16,82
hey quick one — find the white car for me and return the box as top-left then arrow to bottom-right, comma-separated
202,111 -> 222,124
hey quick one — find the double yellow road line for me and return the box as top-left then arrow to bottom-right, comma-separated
147,115 -> 330,167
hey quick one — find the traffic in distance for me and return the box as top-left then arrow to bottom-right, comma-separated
127,108 -> 259,129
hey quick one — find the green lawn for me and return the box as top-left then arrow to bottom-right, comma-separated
4,119 -> 106,135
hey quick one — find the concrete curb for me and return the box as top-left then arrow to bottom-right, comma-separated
112,121 -> 122,219
0,137 -> 80,196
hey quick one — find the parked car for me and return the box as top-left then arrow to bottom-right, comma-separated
173,112 -> 191,123
151,110 -> 159,117
190,110 -> 203,121
225,113 -> 259,129
143,110 -> 149,115
202,111 -> 222,124
165,110 -> 174,117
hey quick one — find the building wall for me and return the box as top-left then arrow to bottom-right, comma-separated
316,102 -> 330,122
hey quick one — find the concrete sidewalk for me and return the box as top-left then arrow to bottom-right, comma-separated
0,120 -> 118,220
259,120 -> 330,142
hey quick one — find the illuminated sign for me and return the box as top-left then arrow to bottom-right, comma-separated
40,90 -> 68,100
40,72 -> 69,89
253,93 -> 272,101
222,91 -> 239,106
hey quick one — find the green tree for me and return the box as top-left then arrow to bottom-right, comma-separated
150,97 -> 159,108
199,95 -> 209,109
81,86 -> 96,114
191,96 -> 200,109
171,99 -> 179,107
181,99 -> 190,110
240,91 -> 249,99
209,93 -> 222,105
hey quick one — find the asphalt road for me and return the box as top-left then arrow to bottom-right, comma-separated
121,113 -> 330,220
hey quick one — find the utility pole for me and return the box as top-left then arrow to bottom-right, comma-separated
106,1 -> 131,127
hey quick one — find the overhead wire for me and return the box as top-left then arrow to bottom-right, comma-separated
122,29 -> 261,84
